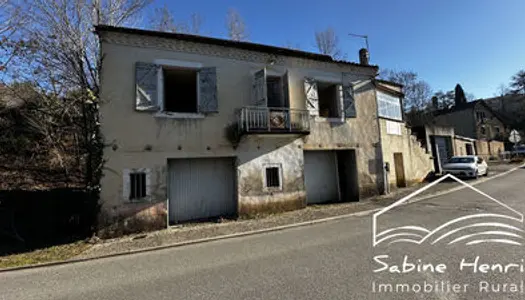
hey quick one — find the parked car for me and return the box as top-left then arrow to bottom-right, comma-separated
442,155 -> 488,178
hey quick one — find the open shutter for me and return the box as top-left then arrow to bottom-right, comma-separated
282,71 -> 290,108
342,72 -> 356,118
304,77 -> 319,116
198,67 -> 218,113
252,69 -> 267,106
135,62 -> 159,111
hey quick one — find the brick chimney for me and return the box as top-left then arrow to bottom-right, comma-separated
359,48 -> 369,65
431,96 -> 439,111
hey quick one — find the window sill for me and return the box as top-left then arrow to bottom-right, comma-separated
125,198 -> 152,204
154,112 -> 205,119
315,116 -> 345,123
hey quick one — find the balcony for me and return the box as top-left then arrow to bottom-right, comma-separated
237,106 -> 310,135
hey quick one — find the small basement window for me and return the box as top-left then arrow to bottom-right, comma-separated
163,67 -> 198,113
318,82 -> 341,118
129,172 -> 147,200
264,166 -> 282,189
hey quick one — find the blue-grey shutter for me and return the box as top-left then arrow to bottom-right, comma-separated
252,69 -> 267,106
135,62 -> 159,111
282,71 -> 290,107
198,67 -> 218,113
342,72 -> 356,118
304,77 -> 319,116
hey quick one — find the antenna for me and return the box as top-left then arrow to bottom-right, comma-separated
348,33 -> 369,51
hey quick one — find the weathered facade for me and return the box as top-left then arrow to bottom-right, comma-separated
96,26 -> 386,233
375,81 -> 433,190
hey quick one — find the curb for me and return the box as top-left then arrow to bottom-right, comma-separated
2,163 -> 523,273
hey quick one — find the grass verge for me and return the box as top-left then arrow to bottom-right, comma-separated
0,241 -> 92,269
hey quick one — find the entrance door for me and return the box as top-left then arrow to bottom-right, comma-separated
466,144 -> 474,155
393,153 -> 406,188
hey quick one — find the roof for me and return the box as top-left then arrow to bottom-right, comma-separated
94,25 -> 378,70
433,100 -> 507,125
375,79 -> 403,88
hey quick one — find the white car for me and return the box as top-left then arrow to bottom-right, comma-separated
442,155 -> 488,178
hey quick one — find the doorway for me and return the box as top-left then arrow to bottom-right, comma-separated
393,153 -> 406,188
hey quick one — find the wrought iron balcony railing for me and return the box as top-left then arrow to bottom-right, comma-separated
237,106 -> 310,134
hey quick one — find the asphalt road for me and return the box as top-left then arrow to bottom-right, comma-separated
1,167 -> 525,300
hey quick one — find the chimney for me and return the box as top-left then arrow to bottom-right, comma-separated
359,48 -> 369,66
431,96 -> 439,111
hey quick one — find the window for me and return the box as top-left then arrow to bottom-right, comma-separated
163,67 -> 198,113
476,111 -> 486,121
495,126 -> 501,134
263,164 -> 282,191
134,61 -> 218,116
267,76 -> 285,108
129,172 -> 147,200
480,126 -> 486,135
377,91 -> 402,120
123,168 -> 150,201
318,82 -> 341,118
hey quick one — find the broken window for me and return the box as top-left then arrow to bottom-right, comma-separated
163,67 -> 198,113
129,172 -> 147,200
264,165 -> 282,189
317,82 -> 342,118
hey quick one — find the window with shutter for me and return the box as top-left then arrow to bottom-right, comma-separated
135,62 -> 159,111
304,78 -> 319,116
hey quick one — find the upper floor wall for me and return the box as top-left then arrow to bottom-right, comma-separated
97,28 -> 379,154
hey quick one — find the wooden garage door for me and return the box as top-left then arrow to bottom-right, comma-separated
304,151 -> 339,204
168,158 -> 236,223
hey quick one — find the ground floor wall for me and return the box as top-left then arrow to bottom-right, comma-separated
453,137 -> 476,156
99,133 -> 383,236
475,139 -> 505,160
379,119 -> 434,190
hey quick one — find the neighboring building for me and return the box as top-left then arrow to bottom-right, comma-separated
424,97 -> 507,160
95,25 -> 394,233
374,80 -> 433,190
483,94 -> 525,132
411,124 -> 476,174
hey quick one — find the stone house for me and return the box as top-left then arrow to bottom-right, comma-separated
95,25 -> 431,233
431,99 -> 506,160
374,80 -> 433,190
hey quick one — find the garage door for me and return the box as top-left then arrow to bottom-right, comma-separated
168,158 -> 236,223
304,151 -> 339,204
435,136 -> 452,170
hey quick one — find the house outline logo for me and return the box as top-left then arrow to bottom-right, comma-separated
372,174 -> 524,247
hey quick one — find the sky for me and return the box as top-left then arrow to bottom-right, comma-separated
145,0 -> 525,99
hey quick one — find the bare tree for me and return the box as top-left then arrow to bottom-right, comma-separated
1,0 -> 151,188
189,13 -> 202,34
495,83 -> 510,97
226,8 -> 247,41
380,69 -> 432,111
149,8 -> 203,34
150,4 -> 177,32
314,27 -> 342,59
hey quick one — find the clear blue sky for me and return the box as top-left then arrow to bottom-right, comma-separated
146,0 -> 525,99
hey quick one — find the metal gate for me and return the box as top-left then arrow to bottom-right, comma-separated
168,158 -> 236,223
303,151 -> 339,204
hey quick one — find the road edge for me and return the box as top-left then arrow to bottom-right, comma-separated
2,163 -> 523,273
